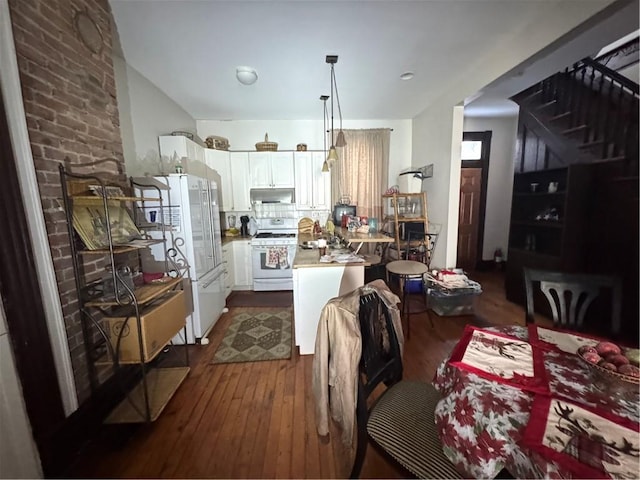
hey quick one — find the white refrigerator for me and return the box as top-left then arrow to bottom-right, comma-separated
136,173 -> 226,344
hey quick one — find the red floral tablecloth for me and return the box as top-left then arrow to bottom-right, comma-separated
448,326 -> 549,394
433,325 -> 640,479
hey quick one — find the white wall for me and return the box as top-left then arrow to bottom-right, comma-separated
196,118 -> 413,184
113,56 -> 197,177
412,100 -> 465,269
0,299 -> 42,479
463,114 -> 519,261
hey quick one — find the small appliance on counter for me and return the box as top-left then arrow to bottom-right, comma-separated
333,204 -> 357,226
240,215 -> 250,236
226,214 -> 240,236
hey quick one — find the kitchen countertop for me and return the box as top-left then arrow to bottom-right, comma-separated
335,227 -> 394,244
293,233 -> 374,268
221,235 -> 252,246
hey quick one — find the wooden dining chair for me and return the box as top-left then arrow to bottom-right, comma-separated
523,267 -> 622,336
350,292 -> 462,479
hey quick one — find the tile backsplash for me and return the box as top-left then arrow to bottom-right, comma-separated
221,206 -> 331,230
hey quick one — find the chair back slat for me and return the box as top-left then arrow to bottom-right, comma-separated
351,290 -> 403,479
351,288 -> 462,479
358,293 -> 403,396
539,282 -> 599,329
524,268 -> 622,336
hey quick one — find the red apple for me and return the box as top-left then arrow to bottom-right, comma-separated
598,361 -> 617,371
578,345 -> 598,356
583,352 -> 602,364
617,364 -> 639,377
595,341 -> 621,356
605,354 -> 629,367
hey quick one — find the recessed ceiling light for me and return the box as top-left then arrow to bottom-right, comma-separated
400,71 -> 414,80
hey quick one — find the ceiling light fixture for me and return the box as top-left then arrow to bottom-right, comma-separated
320,95 -> 330,173
400,71 -> 414,80
236,66 -> 258,85
326,55 -> 346,164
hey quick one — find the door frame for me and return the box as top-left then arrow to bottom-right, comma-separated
459,130 -> 492,270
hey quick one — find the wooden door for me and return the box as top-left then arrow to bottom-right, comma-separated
457,168 -> 482,269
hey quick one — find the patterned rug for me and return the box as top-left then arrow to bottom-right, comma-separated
210,309 -> 292,364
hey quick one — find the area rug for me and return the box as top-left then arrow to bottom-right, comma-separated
211,309 -> 292,364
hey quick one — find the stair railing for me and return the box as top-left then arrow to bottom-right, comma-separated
531,55 -> 638,170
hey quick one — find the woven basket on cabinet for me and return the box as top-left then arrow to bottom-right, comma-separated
255,133 -> 278,151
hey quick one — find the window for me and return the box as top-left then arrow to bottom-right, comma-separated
461,140 -> 482,160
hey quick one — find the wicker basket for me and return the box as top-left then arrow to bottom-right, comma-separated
255,133 -> 278,151
577,349 -> 639,384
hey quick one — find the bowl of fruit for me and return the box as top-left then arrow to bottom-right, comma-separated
577,342 -> 640,384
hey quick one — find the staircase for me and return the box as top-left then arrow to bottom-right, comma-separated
509,40 -> 639,340
512,53 -> 638,175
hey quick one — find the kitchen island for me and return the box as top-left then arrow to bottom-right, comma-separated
292,230 -> 393,355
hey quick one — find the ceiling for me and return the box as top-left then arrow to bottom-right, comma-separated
110,0 -> 639,121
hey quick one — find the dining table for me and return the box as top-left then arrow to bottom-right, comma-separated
432,324 -> 640,479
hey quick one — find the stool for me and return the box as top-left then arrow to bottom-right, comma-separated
385,260 -> 429,339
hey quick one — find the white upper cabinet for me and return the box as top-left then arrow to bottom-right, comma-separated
229,152 -> 252,211
249,152 -> 294,188
159,135 -> 202,172
294,151 -> 331,210
204,149 -> 231,210
203,150 -> 251,212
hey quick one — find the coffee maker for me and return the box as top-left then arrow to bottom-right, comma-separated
240,215 -> 250,236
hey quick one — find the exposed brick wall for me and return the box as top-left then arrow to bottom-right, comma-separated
8,0 -> 124,403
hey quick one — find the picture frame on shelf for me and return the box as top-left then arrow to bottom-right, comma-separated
72,204 -> 142,250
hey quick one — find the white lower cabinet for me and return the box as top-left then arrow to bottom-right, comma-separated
222,244 -> 234,297
233,240 -> 253,289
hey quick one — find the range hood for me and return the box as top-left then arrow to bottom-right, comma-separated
250,188 -> 295,204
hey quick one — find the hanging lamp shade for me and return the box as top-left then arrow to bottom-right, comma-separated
321,95 -> 330,173
331,55 -> 346,148
327,146 -> 339,162
325,55 -> 346,162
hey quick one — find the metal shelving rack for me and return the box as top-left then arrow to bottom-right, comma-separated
382,192 -> 438,267
59,160 -> 190,423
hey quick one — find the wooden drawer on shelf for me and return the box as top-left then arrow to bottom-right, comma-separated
104,290 -> 187,363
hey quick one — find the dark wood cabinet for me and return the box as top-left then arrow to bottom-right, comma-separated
505,164 -> 594,304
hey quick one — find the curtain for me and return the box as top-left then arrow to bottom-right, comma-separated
330,128 -> 390,221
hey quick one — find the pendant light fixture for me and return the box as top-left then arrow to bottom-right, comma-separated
326,55 -> 345,164
333,64 -> 346,148
320,95 -> 330,173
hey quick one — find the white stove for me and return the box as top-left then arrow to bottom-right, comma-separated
251,232 -> 298,247
251,218 -> 297,244
251,217 -> 298,291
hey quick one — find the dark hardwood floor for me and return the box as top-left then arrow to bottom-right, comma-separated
65,270 -> 549,478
